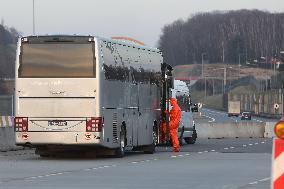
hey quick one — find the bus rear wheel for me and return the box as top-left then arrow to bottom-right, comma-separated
143,126 -> 157,154
35,147 -> 50,157
184,137 -> 196,144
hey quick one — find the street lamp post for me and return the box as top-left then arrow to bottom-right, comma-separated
213,66 -> 233,94
201,53 -> 207,98
33,0 -> 35,35
201,53 -> 206,78
238,53 -> 243,79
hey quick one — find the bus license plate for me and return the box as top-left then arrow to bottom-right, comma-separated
48,120 -> 67,126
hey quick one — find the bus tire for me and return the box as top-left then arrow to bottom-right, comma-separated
35,147 -> 50,157
143,125 -> 157,154
115,126 -> 126,158
184,137 -> 196,144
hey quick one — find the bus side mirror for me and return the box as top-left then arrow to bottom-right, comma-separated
168,76 -> 174,89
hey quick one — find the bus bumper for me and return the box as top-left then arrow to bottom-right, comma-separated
15,131 -> 102,146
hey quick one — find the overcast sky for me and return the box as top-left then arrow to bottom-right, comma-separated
0,0 -> 284,47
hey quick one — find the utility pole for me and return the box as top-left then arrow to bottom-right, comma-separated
224,67 -> 227,93
202,53 -> 206,98
238,54 -> 241,79
201,53 -> 206,78
33,0 -> 35,35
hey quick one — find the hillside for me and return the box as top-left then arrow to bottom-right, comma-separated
159,10 -> 284,67
174,63 -> 277,80
0,24 -> 19,78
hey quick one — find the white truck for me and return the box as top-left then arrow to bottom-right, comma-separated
228,101 -> 240,117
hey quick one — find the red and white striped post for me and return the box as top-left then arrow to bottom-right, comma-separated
272,139 -> 284,189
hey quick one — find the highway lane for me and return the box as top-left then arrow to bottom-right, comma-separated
199,108 -> 279,123
0,138 -> 272,189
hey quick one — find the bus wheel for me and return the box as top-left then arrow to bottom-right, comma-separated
143,126 -> 156,154
35,147 -> 50,157
184,137 -> 196,144
115,127 -> 126,158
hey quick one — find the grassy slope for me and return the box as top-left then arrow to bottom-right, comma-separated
174,64 -> 263,111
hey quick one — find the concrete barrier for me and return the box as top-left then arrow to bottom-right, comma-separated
264,122 -> 276,138
0,116 -> 13,127
0,116 -> 22,151
196,122 -> 266,138
0,127 -> 22,151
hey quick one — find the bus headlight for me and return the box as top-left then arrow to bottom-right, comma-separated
274,121 -> 284,139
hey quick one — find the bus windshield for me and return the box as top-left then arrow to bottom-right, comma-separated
19,43 -> 95,78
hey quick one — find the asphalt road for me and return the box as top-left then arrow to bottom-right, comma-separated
0,138 -> 272,189
199,108 -> 279,123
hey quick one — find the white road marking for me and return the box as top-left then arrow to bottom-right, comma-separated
249,144 -> 253,146
230,147 -> 235,149
255,143 -> 258,145
204,109 -> 227,115
178,155 -> 183,157
185,153 -> 190,156
261,142 -> 265,144
26,177 -> 37,179
131,161 -> 138,164
258,177 -> 270,182
243,145 -> 247,147
202,114 -> 216,122
198,152 -> 203,154
204,151 -> 209,153
252,118 -> 263,122
211,150 -> 216,152
249,181 -> 258,185
171,155 -> 177,158
224,148 -> 229,150
246,177 -> 270,186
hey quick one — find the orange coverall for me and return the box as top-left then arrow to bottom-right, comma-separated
169,98 -> 181,152
160,98 -> 181,152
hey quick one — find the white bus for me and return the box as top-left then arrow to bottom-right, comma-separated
14,35 -> 165,157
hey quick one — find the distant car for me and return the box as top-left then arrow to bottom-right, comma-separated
241,112 -> 252,120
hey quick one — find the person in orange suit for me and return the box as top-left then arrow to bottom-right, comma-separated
161,98 -> 181,151
168,98 -> 181,152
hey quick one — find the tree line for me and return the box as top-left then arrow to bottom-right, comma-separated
0,23 -> 19,78
158,10 -> 284,67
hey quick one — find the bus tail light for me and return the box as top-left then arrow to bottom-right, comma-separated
14,117 -> 28,132
274,121 -> 284,139
86,117 -> 103,132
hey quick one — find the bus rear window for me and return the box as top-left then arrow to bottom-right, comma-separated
19,43 -> 95,78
